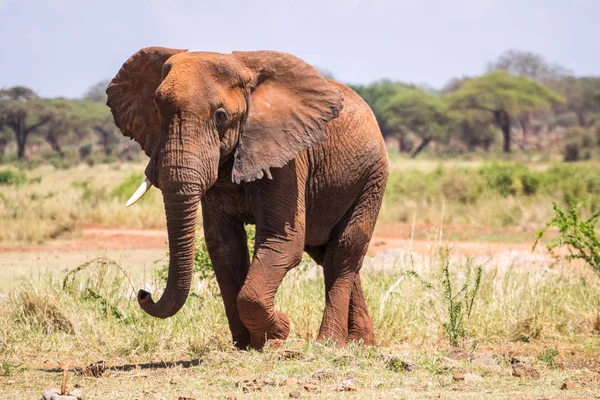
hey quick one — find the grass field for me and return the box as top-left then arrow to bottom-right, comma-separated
1,158 -> 600,398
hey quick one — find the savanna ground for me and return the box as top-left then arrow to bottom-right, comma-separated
1,156 -> 600,399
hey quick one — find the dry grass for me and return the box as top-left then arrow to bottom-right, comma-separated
0,163 -> 164,244
1,246 -> 599,398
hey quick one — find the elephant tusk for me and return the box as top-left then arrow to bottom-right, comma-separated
126,178 -> 152,207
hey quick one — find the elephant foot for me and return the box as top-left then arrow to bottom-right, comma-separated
232,330 -> 252,350
347,328 -> 375,347
316,332 -> 347,348
249,311 -> 290,350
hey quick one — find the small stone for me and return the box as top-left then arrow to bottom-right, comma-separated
453,374 -> 465,382
512,364 -> 540,380
285,378 -> 298,386
7,380 -> 14,385
560,380 -> 576,390
303,383 -> 318,392
289,390 -> 301,398
338,378 -> 357,392
69,388 -> 84,400
41,389 -> 78,400
263,378 -> 276,386
446,347 -> 469,361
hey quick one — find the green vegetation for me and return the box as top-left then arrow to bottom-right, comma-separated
439,250 -> 483,347
534,203 -> 600,275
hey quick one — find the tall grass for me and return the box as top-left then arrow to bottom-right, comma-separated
0,163 -> 164,244
1,247 -> 598,364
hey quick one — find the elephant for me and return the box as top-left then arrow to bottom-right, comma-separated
106,47 -> 388,350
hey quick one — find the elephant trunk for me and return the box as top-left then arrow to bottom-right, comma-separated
137,192 -> 200,318
137,119 -> 219,319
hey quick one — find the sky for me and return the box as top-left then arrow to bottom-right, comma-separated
0,0 -> 598,98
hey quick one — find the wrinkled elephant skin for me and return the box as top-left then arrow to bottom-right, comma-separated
106,47 -> 388,349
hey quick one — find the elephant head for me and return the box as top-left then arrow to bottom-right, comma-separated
106,47 -> 343,319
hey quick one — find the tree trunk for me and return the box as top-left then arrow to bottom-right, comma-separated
519,113 -> 531,146
0,138 -> 7,157
494,110 -> 512,153
576,111 -> 588,128
45,136 -> 64,157
410,137 -> 432,158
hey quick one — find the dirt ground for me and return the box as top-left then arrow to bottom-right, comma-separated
0,223 -> 541,293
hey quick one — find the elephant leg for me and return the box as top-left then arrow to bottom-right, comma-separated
202,206 -> 251,349
348,274 -> 375,345
236,227 -> 305,349
317,172 -> 385,347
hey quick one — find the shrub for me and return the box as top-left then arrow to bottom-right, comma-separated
439,173 -> 484,204
0,169 -> 27,186
111,173 -> 148,201
478,163 -> 539,197
439,249 -> 484,347
534,203 -> 600,276
79,144 -> 93,159
564,143 -> 580,162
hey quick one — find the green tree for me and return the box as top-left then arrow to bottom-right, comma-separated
351,80 -> 414,151
381,88 -> 449,157
447,71 -> 565,153
0,87 -> 52,159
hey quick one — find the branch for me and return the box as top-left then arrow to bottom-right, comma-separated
24,115 -> 52,134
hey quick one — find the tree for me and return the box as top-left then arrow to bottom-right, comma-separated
381,88 -> 449,157
0,87 -> 52,159
38,99 -> 77,156
447,71 -> 565,153
351,80 -> 414,151
487,49 -> 570,83
549,77 -> 600,127
83,79 -> 110,104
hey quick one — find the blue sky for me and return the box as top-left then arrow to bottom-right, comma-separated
1,0 -> 598,98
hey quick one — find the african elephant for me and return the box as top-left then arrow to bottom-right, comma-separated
106,47 -> 388,349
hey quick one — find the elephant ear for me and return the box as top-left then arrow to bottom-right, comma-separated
106,47 -> 187,156
231,51 -> 343,183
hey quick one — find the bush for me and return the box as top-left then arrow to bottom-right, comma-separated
79,144 -> 93,159
440,173 -> 484,204
111,173 -> 148,201
564,143 -> 580,162
534,203 -> 600,276
0,169 -> 27,186
478,163 -> 540,197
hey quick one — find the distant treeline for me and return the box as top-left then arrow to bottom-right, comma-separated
1,49 -> 599,164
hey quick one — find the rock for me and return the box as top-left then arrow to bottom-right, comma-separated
303,383 -> 318,392
453,373 -> 483,383
70,389 -> 84,400
285,378 -> 298,386
511,364 -> 540,380
41,389 -> 78,400
289,390 -> 301,398
380,354 -> 414,372
560,380 -> 576,390
337,378 -> 357,392
263,378 -> 276,386
7,380 -> 14,385
79,361 -> 107,378
446,347 -> 470,361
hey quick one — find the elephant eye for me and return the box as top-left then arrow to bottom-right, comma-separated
215,108 -> 228,129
